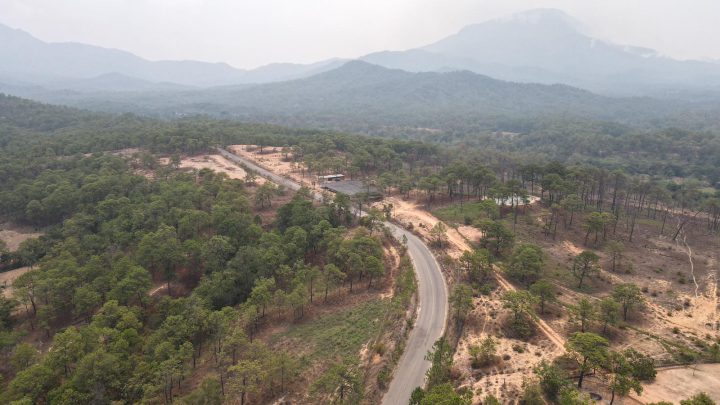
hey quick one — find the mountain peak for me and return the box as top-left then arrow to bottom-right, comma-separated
458,8 -> 587,37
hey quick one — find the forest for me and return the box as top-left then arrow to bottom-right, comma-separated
1,93 -> 719,404
0,95 -> 416,404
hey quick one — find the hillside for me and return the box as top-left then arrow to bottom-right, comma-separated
9,60 -> 702,136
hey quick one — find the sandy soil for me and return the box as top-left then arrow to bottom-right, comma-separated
229,145 -> 304,186
384,196 -> 473,259
177,154 -> 259,182
0,224 -> 42,251
455,291 -> 560,404
636,364 -> 720,403
1,266 -> 31,298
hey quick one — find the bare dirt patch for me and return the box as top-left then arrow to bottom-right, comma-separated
637,364 -> 720,403
1,266 -> 31,298
229,145 -> 308,185
177,154 -> 258,182
455,290 -> 560,403
0,224 -> 43,251
384,196 -> 471,259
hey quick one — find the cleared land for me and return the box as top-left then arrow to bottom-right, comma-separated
1,266 -> 31,298
637,364 -> 720,403
0,224 -> 42,251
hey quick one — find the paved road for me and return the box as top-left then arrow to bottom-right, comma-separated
218,147 -> 448,404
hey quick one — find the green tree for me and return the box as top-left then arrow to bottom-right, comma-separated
70,349 -> 129,402
507,244 -> 545,287
429,221 -> 449,248
560,194 -> 583,227
47,326 -> 85,376
598,297 -> 620,334
450,283 -> 474,325
605,240 -> 624,272
108,264 -> 152,307
255,182 -> 278,209
534,360 -> 571,400
415,384 -> 471,405
137,224 -> 185,296
0,295 -> 17,330
680,393 -> 717,405
605,351 -> 643,404
469,336 -> 496,368
425,338 -> 454,388
10,343 -> 39,372
313,362 -> 362,404
571,251 -> 600,289
521,380 -> 545,405
501,290 -> 538,339
476,220 -> 515,256
612,283 -> 644,321
228,360 -> 266,405
571,298 -> 595,333
4,363 -> 57,403
458,249 -> 491,284
72,285 -> 101,322
322,264 -> 345,302
365,255 -> 385,288
270,351 -> 299,394
624,348 -> 657,381
565,332 -> 609,388
558,386 -> 593,405
529,280 -> 556,315
201,235 -> 235,274
583,211 -> 609,246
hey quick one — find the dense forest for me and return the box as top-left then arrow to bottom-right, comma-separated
0,95 -> 409,404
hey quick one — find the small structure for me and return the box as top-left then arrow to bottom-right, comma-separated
317,174 -> 344,182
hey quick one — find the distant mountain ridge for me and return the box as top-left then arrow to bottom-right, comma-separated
3,9 -> 720,95
0,22 -> 344,88
20,60 -> 703,137
361,9 -> 720,94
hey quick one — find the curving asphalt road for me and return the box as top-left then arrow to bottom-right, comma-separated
217,147 -> 448,405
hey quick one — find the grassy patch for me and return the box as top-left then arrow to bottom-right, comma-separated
433,201 -> 488,225
272,298 -> 387,365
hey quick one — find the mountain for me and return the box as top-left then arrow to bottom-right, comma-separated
0,22 -> 344,88
31,60 -> 703,136
361,9 -> 720,95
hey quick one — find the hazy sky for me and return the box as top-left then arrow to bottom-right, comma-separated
1,0 -> 719,68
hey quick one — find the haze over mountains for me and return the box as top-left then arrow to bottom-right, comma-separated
2,8 -> 720,137
363,9 -> 720,95
0,22 -> 344,88
3,9 -> 720,95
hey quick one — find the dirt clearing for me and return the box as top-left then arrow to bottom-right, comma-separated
0,224 -> 42,251
177,154 -> 258,182
1,266 -> 31,298
637,364 -> 720,403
